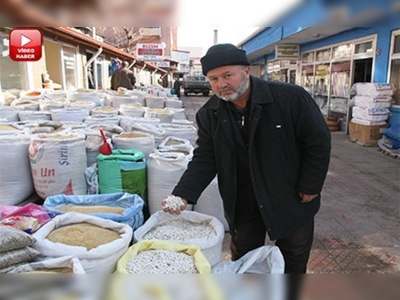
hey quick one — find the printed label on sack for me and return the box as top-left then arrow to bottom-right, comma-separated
29,142 -> 45,164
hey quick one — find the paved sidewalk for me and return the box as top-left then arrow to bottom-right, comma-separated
183,95 -> 400,274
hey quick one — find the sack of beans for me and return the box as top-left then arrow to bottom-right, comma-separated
115,240 -> 210,274
6,255 -> 85,274
134,211 -> 225,267
43,193 -> 144,230
33,212 -> 133,273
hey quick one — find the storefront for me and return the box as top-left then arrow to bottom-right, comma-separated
0,27 -> 167,92
239,20 -> 399,118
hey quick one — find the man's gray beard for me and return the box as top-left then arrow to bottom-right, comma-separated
219,77 -> 250,102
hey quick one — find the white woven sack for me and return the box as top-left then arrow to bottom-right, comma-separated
169,108 -> 186,120
18,111 -> 51,121
91,106 -> 118,116
193,177 -> 229,231
125,90 -> 146,106
119,116 -> 160,131
0,134 -> 33,205
32,212 -> 133,273
69,101 -> 96,111
351,83 -> 396,96
128,122 -> 166,146
350,118 -> 387,126
38,98 -> 66,111
68,90 -> 101,106
107,94 -> 138,109
165,99 -> 183,108
112,131 -> 155,157
84,115 -> 121,126
29,133 -> 87,199
0,106 -> 22,122
134,211 -> 225,267
20,90 -> 46,100
158,123 -> 198,146
51,108 -> 90,122
0,123 -> 24,135
119,103 -> 147,118
353,96 -> 392,109
158,136 -> 192,150
352,106 -> 389,122
145,96 -> 165,108
44,90 -> 67,100
8,255 -> 86,274
11,99 -> 39,111
147,152 -> 191,214
144,109 -> 173,123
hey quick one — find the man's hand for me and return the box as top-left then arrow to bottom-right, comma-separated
161,196 -> 187,215
299,193 -> 318,204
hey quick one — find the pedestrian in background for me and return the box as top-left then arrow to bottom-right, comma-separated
173,78 -> 182,99
111,60 -> 136,90
162,44 -> 331,277
87,65 -> 95,89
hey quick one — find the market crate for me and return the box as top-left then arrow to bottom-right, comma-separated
349,122 -> 387,147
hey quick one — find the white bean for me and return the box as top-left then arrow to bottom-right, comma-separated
163,196 -> 184,210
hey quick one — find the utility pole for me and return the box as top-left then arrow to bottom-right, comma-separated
214,29 -> 218,45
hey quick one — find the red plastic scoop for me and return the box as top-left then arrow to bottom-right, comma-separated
99,129 -> 112,155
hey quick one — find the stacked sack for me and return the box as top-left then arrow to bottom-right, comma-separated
0,226 -> 40,273
379,104 -> 400,153
349,83 -> 396,146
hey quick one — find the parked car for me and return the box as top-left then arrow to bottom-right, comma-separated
182,75 -> 211,96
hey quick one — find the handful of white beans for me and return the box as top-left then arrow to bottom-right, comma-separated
163,195 -> 184,210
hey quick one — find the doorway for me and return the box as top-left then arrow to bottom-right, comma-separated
353,58 -> 372,84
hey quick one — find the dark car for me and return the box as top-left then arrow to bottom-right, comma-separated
182,75 -> 211,96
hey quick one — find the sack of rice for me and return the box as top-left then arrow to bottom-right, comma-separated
68,100 -> 96,111
107,94 -> 138,109
91,106 -> 118,116
0,106 -> 23,122
44,193 -> 144,230
119,103 -> 146,118
144,109 -> 173,123
119,116 -> 160,132
147,152 -> 192,214
0,134 -> 34,205
115,240 -> 211,274
33,212 -> 133,273
68,89 -> 101,106
38,98 -> 66,111
18,111 -> 51,122
125,90 -> 146,106
145,96 -> 164,108
134,211 -> 224,267
10,99 -> 39,111
6,256 -> 85,274
29,133 -> 87,199
112,131 -> 155,158
51,108 -> 90,122
165,99 -> 183,108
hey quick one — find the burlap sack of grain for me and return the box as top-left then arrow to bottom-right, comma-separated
33,212 -> 133,273
44,193 -> 144,230
0,134 -> 34,205
29,133 -> 87,199
134,211 -> 224,267
6,255 -> 85,274
146,151 -> 192,214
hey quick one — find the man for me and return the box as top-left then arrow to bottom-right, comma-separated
111,60 -> 136,90
173,78 -> 182,99
162,44 -> 331,274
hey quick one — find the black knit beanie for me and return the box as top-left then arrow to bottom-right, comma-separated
201,43 -> 250,76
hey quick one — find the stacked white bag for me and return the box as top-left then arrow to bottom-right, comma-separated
351,83 -> 395,126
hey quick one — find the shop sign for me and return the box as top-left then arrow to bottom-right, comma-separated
136,43 -> 164,61
147,61 -> 170,68
275,45 -> 299,60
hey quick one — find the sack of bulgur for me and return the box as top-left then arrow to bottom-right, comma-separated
0,226 -> 36,253
115,240 -> 210,274
33,212 -> 133,273
43,193 -> 144,230
0,247 -> 40,269
134,211 -> 225,267
6,255 -> 85,274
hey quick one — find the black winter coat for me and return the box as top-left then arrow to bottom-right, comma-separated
173,76 -> 331,240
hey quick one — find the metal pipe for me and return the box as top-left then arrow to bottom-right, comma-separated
128,60 -> 136,69
83,47 -> 103,89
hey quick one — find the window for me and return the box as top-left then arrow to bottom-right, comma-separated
389,30 -> 400,105
62,45 -> 77,89
0,28 -> 28,90
354,41 -> 373,55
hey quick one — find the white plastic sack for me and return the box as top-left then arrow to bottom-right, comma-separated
352,106 -> 390,121
11,99 -> 39,111
68,90 -> 101,106
0,106 -> 23,122
158,136 -> 192,150
211,245 -> 285,274
51,108 -> 90,122
165,99 -> 183,108
68,100 -> 96,110
169,108 -> 187,120
91,106 -> 118,116
125,90 -> 146,106
119,103 -> 146,118
144,109 -> 174,123
84,115 -> 121,126
112,131 -> 155,158
193,177 -> 229,231
0,135 -> 34,205
0,123 -> 24,135
18,111 -> 51,121
38,98 -> 66,111
128,122 -> 166,146
351,83 -> 396,96
107,94 -> 138,109
145,96 -> 164,108
7,255 -> 86,274
29,133 -> 87,199
119,116 -> 160,132
32,212 -> 133,273
158,123 -> 198,146
147,152 -> 191,214
134,211 -> 225,267
353,95 -> 393,109
350,118 -> 387,126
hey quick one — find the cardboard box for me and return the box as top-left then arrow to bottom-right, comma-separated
349,122 -> 387,146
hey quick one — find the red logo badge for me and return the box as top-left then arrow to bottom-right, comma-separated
9,28 -> 42,62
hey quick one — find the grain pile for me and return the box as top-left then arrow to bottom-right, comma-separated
143,218 -> 216,241
46,223 -> 121,250
23,267 -> 73,274
117,132 -> 148,138
57,205 -> 125,215
126,250 -> 198,274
